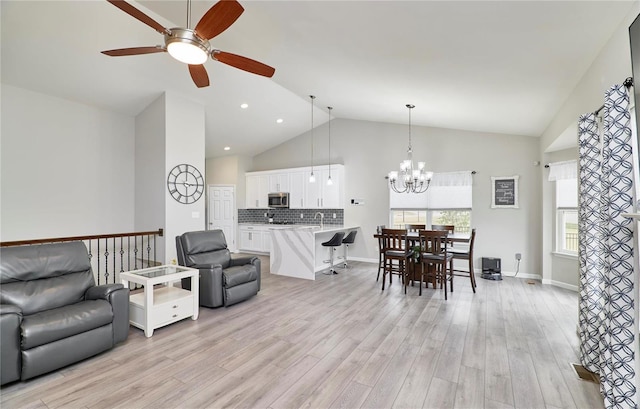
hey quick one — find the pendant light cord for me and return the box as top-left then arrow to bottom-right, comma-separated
328,106 -> 332,180
310,95 -> 315,175
407,104 -> 414,152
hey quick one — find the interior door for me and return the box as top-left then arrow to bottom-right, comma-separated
208,185 -> 236,251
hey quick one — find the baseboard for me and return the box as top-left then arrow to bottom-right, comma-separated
500,271 -> 542,281
349,256 -> 378,264
542,278 -> 579,292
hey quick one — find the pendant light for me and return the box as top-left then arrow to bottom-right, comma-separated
327,106 -> 333,186
309,95 -> 316,183
388,104 -> 433,193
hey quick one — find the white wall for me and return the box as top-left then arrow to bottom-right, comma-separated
1,85 -> 135,241
135,94 -> 167,260
164,92 -> 206,262
540,3 -> 640,289
252,118 -> 542,279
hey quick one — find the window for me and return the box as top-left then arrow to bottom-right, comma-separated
549,161 -> 578,256
389,171 -> 472,232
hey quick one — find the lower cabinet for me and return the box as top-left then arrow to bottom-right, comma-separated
239,226 -> 270,253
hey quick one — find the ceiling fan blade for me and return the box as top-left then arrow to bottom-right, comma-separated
106,0 -> 170,35
214,51 -> 275,78
101,46 -> 166,56
195,0 -> 244,40
189,65 -> 210,88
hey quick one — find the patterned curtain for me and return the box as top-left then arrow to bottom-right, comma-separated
578,84 -> 636,408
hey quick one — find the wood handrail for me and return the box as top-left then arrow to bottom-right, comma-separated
0,228 -> 164,247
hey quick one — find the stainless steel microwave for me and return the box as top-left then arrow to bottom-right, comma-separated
268,192 -> 289,208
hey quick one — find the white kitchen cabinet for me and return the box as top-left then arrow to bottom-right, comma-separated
246,174 -> 269,208
305,165 -> 344,209
245,165 -> 343,209
289,171 -> 307,209
269,173 -> 290,193
239,226 -> 265,252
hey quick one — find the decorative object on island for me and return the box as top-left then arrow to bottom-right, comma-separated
309,95 -> 316,183
167,163 -> 204,204
327,106 -> 334,186
101,0 -> 275,88
388,104 -> 433,194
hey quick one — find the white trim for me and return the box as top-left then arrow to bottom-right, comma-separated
500,271 -> 541,280
552,251 -> 578,261
542,278 -> 579,292
349,257 -> 378,264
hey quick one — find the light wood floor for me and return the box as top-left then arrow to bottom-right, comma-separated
1,257 -> 604,409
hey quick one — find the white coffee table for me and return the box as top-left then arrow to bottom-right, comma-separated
120,265 -> 199,337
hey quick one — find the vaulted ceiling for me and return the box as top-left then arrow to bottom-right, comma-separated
1,1 -> 635,158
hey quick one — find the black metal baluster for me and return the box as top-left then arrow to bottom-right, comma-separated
147,234 -> 152,267
134,237 -> 139,270
104,238 -> 109,284
97,239 -> 100,285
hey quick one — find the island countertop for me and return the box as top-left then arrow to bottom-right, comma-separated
268,224 -> 361,280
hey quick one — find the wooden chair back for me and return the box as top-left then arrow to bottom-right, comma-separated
381,228 -> 407,251
431,224 -> 455,234
405,224 -> 426,232
419,229 -> 449,256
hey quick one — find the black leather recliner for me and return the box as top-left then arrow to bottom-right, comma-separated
0,241 -> 130,385
176,230 -> 260,308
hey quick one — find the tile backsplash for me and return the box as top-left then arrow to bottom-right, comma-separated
238,208 -> 344,225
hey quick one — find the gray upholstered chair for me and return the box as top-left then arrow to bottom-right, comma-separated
0,242 -> 130,385
176,230 -> 260,308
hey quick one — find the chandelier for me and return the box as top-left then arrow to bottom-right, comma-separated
388,104 -> 433,194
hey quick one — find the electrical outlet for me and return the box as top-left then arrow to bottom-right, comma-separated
264,212 -> 267,217
300,213 -> 304,218
515,253 -> 522,260
333,213 -> 336,218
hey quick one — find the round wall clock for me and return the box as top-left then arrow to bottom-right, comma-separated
167,164 -> 204,204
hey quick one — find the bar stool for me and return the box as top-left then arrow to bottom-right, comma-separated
322,232 -> 345,275
341,230 -> 357,268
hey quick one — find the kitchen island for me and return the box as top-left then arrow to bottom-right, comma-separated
270,224 -> 360,280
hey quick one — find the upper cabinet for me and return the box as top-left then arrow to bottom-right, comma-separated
268,173 -> 289,193
245,165 -> 344,209
246,174 -> 269,208
305,166 -> 343,209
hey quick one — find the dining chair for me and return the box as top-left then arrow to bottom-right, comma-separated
418,229 -> 453,299
431,224 -> 455,234
405,224 -> 426,232
376,225 -> 386,281
449,228 -> 477,293
380,228 -> 410,291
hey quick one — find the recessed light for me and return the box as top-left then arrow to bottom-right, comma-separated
240,103 -> 248,109
224,146 -> 231,151
276,118 -> 284,124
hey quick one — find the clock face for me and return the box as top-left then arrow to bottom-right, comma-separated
167,164 -> 204,204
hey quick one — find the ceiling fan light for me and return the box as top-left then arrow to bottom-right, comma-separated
165,28 -> 209,65
167,42 -> 208,64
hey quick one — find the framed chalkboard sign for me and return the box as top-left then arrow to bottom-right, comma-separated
491,175 -> 519,209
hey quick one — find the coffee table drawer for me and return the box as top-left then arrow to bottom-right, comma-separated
152,296 -> 194,327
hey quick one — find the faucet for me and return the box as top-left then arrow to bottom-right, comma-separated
314,212 -> 324,229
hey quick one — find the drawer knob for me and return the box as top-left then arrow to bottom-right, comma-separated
172,314 -> 177,318
172,305 -> 178,308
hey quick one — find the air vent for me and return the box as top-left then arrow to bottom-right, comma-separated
571,363 -> 599,383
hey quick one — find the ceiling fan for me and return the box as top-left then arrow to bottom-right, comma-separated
101,0 -> 275,88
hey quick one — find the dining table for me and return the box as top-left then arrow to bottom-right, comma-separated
374,230 -> 472,291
